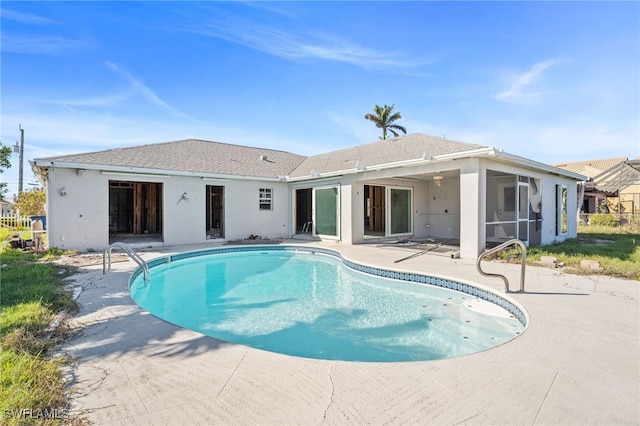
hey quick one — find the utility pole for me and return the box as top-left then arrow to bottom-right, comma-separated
13,125 -> 24,194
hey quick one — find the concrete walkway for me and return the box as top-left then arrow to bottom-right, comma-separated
60,242 -> 639,425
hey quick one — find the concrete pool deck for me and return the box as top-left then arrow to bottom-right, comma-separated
59,241 -> 639,425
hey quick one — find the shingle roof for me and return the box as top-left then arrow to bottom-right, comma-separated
288,133 -> 486,178
553,157 -> 628,178
36,139 -> 307,179
34,134 -> 488,180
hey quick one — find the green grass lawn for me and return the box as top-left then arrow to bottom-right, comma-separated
512,225 -> 640,280
0,249 -> 77,425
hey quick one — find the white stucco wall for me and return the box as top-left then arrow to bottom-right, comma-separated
45,167 -> 292,251
539,174 -> 579,245
459,159 -> 484,259
45,167 -> 110,251
408,180 -> 430,239
347,181 -> 364,244
339,182 -> 352,244
422,176 -> 460,240
219,179 -> 291,241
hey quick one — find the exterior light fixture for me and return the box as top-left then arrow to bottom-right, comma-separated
59,187 -> 68,196
433,175 -> 443,187
181,192 -> 189,201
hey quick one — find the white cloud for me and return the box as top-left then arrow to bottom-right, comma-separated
452,119 -> 638,165
1,106 -> 321,160
328,111 -> 380,144
39,93 -> 131,108
495,59 -> 564,102
1,34 -> 92,55
0,8 -> 60,25
31,62 -> 195,116
185,10 -> 417,70
105,62 -> 195,121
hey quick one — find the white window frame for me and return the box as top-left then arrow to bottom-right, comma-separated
556,184 -> 568,236
259,188 -> 273,211
386,186 -> 413,237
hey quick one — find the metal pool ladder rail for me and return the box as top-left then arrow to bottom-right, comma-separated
103,242 -> 149,282
476,239 -> 526,292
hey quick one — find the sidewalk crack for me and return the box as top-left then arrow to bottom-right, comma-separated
118,359 -> 150,414
216,349 -> 248,398
320,362 -> 335,424
533,370 -> 559,425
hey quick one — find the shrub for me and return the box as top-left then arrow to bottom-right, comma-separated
589,214 -> 619,227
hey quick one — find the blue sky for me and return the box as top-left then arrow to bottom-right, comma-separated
1,1 -> 639,196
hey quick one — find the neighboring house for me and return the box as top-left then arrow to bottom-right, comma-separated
0,197 -> 14,215
30,133 -> 585,259
555,157 -> 640,214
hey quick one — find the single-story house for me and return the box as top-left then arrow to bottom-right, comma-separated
587,159 -> 640,215
555,157 -> 640,214
30,133 -> 586,259
0,197 -> 14,215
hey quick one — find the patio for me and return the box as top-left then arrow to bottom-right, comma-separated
59,242 -> 639,425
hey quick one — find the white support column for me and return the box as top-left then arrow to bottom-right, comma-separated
459,159 -> 485,259
349,181 -> 364,244
340,182 -> 352,244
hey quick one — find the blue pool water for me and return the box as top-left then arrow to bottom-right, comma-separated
130,247 -> 525,362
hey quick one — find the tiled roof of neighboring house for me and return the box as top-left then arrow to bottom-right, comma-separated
553,157 -> 628,178
288,133 -> 486,178
35,139 -> 308,179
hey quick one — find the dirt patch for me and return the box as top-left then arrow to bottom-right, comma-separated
46,253 -> 130,267
224,239 -> 285,245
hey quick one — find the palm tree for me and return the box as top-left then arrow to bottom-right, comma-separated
364,104 -> 407,140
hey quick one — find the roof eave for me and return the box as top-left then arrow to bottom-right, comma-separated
288,147 -> 499,182
31,159 -> 284,182
492,151 -> 588,181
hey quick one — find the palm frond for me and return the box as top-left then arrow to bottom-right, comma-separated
365,103 -> 406,139
388,123 -> 407,135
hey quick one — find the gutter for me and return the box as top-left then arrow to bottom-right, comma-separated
29,160 -> 49,187
30,159 -> 285,182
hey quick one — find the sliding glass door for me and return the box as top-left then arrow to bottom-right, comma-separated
314,186 -> 339,238
387,187 -> 412,236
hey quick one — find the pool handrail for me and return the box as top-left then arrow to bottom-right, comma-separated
476,239 -> 526,292
103,242 -> 149,282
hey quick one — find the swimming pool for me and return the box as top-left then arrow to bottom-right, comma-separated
129,245 -> 527,362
